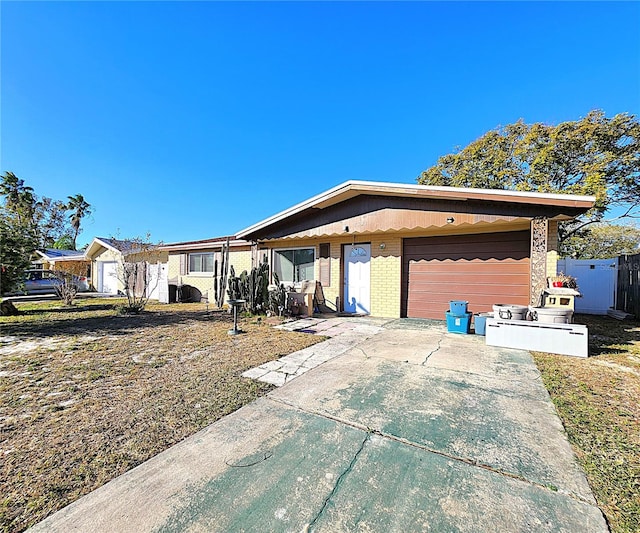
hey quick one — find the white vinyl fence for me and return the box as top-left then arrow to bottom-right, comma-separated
147,262 -> 169,302
556,258 -> 617,315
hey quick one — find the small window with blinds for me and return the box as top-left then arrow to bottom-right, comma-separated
273,248 -> 315,283
188,252 -> 214,273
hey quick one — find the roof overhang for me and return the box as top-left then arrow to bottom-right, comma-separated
85,237 -> 122,259
237,180 -> 596,240
159,236 -> 250,252
34,249 -> 88,262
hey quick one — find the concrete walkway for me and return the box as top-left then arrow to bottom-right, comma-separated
29,319 -> 607,532
242,316 -> 390,386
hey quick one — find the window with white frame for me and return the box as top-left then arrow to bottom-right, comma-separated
189,252 -> 214,273
273,248 -> 315,283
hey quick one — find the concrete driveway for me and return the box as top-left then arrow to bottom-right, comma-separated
29,319 -> 607,532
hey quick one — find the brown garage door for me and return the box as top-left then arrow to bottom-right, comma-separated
402,230 -> 530,319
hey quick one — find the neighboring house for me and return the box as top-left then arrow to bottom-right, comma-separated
85,237 -> 168,296
235,180 -> 595,319
160,237 -> 253,302
32,249 -> 91,279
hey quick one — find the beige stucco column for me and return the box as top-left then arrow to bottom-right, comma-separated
530,217 -> 549,307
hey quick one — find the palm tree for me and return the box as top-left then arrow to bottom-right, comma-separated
66,194 -> 92,250
0,171 -> 36,224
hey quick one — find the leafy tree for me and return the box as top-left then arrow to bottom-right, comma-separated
0,171 -> 91,296
0,172 -> 38,295
115,235 -> 159,314
417,111 -> 640,243
0,171 -> 36,226
0,211 -> 37,294
53,234 -> 75,250
561,223 -> 640,259
34,197 -> 73,248
1,172 -> 78,249
51,262 -> 88,306
66,194 -> 92,250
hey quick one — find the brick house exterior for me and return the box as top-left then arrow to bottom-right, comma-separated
236,181 -> 593,319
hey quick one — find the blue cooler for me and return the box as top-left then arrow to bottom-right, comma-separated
446,311 -> 472,334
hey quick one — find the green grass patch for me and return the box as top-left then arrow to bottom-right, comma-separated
533,314 -> 640,533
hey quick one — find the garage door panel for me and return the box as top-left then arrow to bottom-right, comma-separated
407,294 -> 529,318
404,245 -> 529,261
406,233 -> 529,245
408,277 -> 530,291
408,284 -> 529,297
406,262 -> 530,275
404,232 -> 528,245
404,237 -> 529,258
405,240 -> 529,253
407,300 -> 509,318
403,230 -> 530,319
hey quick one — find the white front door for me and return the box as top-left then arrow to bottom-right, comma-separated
100,262 -> 119,294
343,243 -> 371,314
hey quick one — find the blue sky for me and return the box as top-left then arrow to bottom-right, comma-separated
2,1 -> 639,247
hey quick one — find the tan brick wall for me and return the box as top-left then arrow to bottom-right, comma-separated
546,220 -> 559,276
167,253 -> 180,279
229,250 -> 253,277
167,249 -> 253,301
267,238 -> 347,313
262,238 -> 338,310
177,275 -> 215,298
262,236 -> 403,318
323,238 -> 345,312
369,237 -> 402,318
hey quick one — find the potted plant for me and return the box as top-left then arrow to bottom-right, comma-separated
549,274 -> 563,287
548,272 -> 578,289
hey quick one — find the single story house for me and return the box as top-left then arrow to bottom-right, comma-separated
85,237 -> 167,295
235,180 -> 595,319
32,249 -> 91,279
159,236 -> 253,302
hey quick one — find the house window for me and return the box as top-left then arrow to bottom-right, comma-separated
189,252 -> 214,273
273,248 -> 315,283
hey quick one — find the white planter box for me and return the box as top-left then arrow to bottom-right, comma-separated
485,318 -> 589,358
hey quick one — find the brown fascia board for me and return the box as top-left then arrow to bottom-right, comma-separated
159,236 -> 249,252
236,180 -> 596,239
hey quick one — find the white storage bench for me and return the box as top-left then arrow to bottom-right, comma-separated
485,318 -> 589,358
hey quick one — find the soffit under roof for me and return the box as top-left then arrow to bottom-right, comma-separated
239,187 -> 593,241
237,181 -> 595,240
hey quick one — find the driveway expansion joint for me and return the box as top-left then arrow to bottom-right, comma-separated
268,396 -> 597,508
25,318 -> 608,533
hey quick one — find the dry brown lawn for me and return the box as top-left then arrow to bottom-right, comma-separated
0,298 -> 322,533
533,314 -> 640,533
